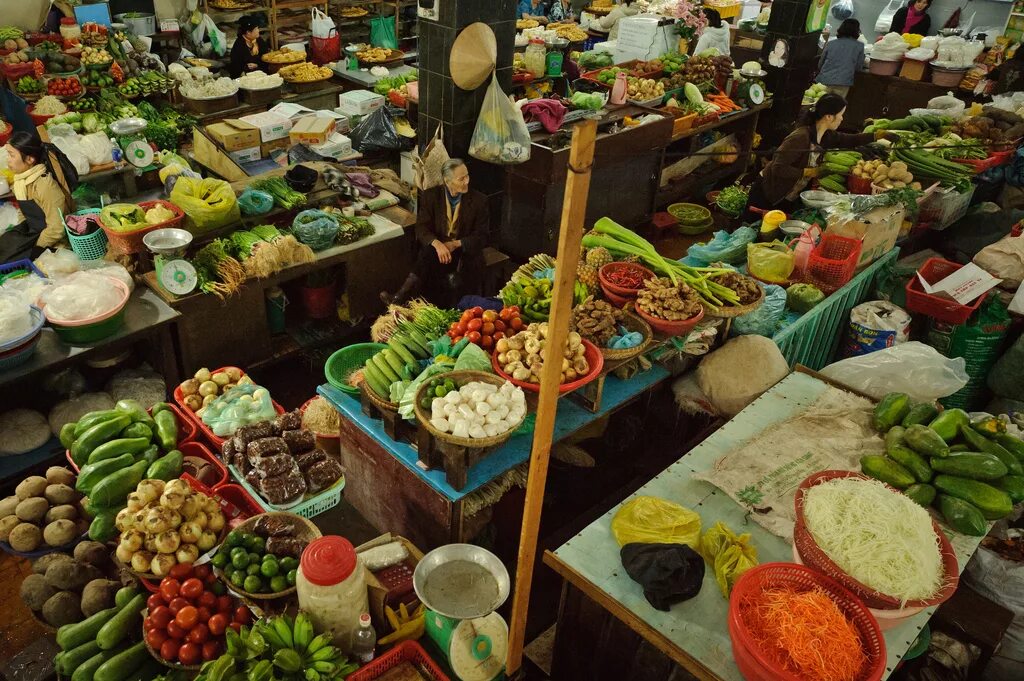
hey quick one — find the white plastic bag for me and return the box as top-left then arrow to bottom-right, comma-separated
40,272 -> 123,322
0,293 -> 32,345
79,133 -> 114,167
820,341 -> 969,402
34,248 -> 81,278
191,15 -> 227,56
311,7 -> 335,39
910,91 -> 967,119
875,0 -> 902,34
469,73 -> 531,165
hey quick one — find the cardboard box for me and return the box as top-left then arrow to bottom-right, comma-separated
310,133 -> 352,159
228,147 -> 261,164
290,116 -> 336,146
357,535 -> 424,632
238,111 -> 293,142
337,90 -> 384,117
261,137 -> 291,157
900,59 -> 928,81
205,119 -> 260,151
826,204 -> 904,268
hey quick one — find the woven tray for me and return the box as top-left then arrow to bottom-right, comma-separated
213,512 -> 320,599
143,612 -> 203,671
598,312 -> 652,362
702,282 -> 765,319
413,370 -> 526,449
360,380 -> 398,413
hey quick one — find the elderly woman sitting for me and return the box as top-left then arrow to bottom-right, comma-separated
381,159 -> 490,305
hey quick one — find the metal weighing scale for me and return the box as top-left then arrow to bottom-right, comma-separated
109,117 -> 155,169
414,544 -> 511,681
143,228 -> 197,296
733,66 -> 767,107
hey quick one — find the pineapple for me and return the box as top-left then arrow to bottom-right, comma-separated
576,262 -> 598,290
586,246 -> 613,269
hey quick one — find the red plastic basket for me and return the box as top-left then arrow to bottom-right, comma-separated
490,338 -> 604,394
346,641 -> 449,681
806,234 -> 861,293
180,441 -> 228,488
213,482 -> 266,519
904,257 -> 988,325
310,28 -> 340,64
847,174 -> 872,195
793,470 -> 959,610
100,200 -> 184,255
173,366 -> 287,449
65,403 -> 198,472
3,62 -> 36,80
728,562 -> 886,681
955,148 -> 1014,173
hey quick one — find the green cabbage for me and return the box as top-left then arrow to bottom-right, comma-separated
453,343 -> 493,373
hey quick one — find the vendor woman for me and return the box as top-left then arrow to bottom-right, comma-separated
0,131 -> 76,263
746,94 -> 884,215
381,159 -> 489,305
228,15 -> 269,78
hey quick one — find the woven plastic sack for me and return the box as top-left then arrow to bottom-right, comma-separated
238,189 -> 274,216
683,226 -> 756,266
611,496 -> 701,549
292,209 -> 339,251
747,241 -> 795,283
732,283 -> 786,336
170,177 -> 241,234
469,73 -> 531,165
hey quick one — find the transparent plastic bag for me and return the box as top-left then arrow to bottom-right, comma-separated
611,496 -> 702,548
0,293 -> 32,345
170,177 -> 241,234
469,74 -> 531,165
821,341 -> 969,402
747,241 -> 795,283
238,189 -> 275,216
292,209 -> 340,251
34,248 -> 81,277
0,272 -> 50,309
79,261 -> 135,293
40,272 -> 123,323
732,283 -> 786,336
683,226 -> 756,266
201,383 -> 277,437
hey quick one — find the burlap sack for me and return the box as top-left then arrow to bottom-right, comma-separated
695,336 -> 789,416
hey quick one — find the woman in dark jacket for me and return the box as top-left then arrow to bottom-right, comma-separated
381,159 -> 490,304
228,15 -> 270,78
889,0 -> 932,36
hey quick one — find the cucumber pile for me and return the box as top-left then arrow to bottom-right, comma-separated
362,325 -> 432,401
863,392 -> 1024,536
818,151 -> 862,193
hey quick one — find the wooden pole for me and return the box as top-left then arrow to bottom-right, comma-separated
505,119 -> 598,675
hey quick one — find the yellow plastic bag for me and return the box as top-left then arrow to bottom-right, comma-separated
699,521 -> 758,598
611,496 -> 701,548
747,241 -> 795,283
170,177 -> 241,235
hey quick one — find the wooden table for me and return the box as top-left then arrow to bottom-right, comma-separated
543,370 -> 987,681
317,365 -> 672,550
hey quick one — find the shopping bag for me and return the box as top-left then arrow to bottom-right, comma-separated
875,0 -> 902,33
311,7 -> 335,39
370,16 -> 398,50
413,124 -> 450,190
469,73 -> 531,165
747,241 -> 795,283
191,14 -> 227,56
349,105 -> 408,153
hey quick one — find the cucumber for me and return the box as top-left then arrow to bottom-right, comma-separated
146,450 -> 183,481
994,432 -> 1024,461
905,424 -> 950,458
114,586 -> 138,608
884,426 -> 906,449
94,641 -> 148,681
381,349 -> 406,378
887,444 -> 933,483
873,392 -> 910,432
902,403 -> 939,428
933,475 -> 1013,520
937,494 -> 988,536
961,426 -> 1023,475
930,452 -> 1008,481
56,640 -> 102,676
950,444 -> 970,453
57,606 -> 119,650
929,409 -> 969,442
994,475 -> 1024,503
387,338 -> 417,368
371,352 -> 400,383
89,459 -> 148,508
71,648 -> 120,681
122,658 -> 163,681
904,483 -> 936,507
96,593 -> 145,650
88,507 -> 119,542
860,454 -> 915,489
76,453 -> 134,494
362,359 -> 390,397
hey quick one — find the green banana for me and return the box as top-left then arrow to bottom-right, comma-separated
259,622 -> 285,650
273,616 -> 294,649
305,671 -> 321,681
308,643 -> 338,662
305,633 -> 332,657
310,660 -> 336,673
292,612 -> 313,652
273,648 -> 302,673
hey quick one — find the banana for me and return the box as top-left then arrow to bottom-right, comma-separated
305,670 -> 321,681
311,661 -> 336,674
273,616 -> 294,649
308,643 -> 339,662
305,632 -> 332,657
260,623 -> 286,650
292,612 -> 313,653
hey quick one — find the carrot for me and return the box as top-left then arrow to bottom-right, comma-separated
738,585 -> 868,681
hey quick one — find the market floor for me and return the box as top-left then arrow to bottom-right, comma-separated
0,553 -> 45,665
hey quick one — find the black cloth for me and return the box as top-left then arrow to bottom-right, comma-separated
0,199 -> 46,264
412,243 -> 484,308
228,36 -> 269,78
620,542 -> 705,611
889,7 -> 931,37
743,179 -> 797,220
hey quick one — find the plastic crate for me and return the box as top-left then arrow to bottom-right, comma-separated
917,184 -> 974,230
228,463 -> 344,519
904,258 -> 987,325
172,366 -> 287,449
213,482 -> 266,519
100,200 -> 184,254
346,641 -> 449,681
773,248 -> 899,370
806,234 -> 862,293
180,441 -> 228,488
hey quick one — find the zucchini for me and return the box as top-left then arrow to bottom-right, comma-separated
114,586 -> 138,609
57,606 -> 119,650
933,475 -> 1013,519
905,424 -> 950,458
937,494 -> 988,536
72,410 -> 120,437
96,593 -> 145,650
146,450 -> 183,481
902,403 -> 939,428
88,507 -> 119,542
85,437 -> 151,465
89,459 -> 148,508
904,483 -> 936,507
873,392 -> 911,432
887,444 -> 933,483
930,452 -> 1008,481
860,454 -> 915,489
94,641 -> 148,681
56,640 -> 102,677
884,426 -> 906,449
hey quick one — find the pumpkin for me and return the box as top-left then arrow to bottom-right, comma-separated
716,143 -> 739,164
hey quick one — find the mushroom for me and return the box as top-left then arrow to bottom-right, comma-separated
115,508 -> 134,533
143,507 -> 173,535
115,542 -> 134,564
207,511 -> 225,534
136,480 -> 164,505
180,495 -> 200,520
193,510 -> 209,529
160,489 -> 185,511
125,492 -> 146,513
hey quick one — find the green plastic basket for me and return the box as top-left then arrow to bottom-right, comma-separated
63,208 -> 108,261
325,342 -> 388,395
228,464 -> 344,519
51,308 -> 126,344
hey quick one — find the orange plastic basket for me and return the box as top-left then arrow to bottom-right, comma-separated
806,234 -> 861,293
100,200 -> 184,254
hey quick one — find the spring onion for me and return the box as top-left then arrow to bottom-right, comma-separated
192,239 -> 246,298
249,177 -> 306,210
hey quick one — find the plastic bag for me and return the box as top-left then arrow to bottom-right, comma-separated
832,0 -> 854,21
79,260 -> 134,293
611,496 -> 702,548
821,341 -> 969,402
469,74 -> 531,165
0,293 -> 32,345
238,189 -> 275,216
684,226 -> 756,266
350,105 -> 403,153
0,271 -> 50,308
747,241 -> 795,283
191,15 -> 227,57
79,133 -> 113,167
842,300 -> 911,357
34,248 -> 81,277
292,209 -> 339,251
369,15 -> 398,49
732,284 -> 786,336
170,177 -> 241,234
875,0 -> 902,32
311,7 -> 335,38
40,272 -> 123,323
699,521 -> 758,598
201,383 -> 277,437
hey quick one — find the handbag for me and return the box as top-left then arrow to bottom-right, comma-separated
413,125 -> 450,190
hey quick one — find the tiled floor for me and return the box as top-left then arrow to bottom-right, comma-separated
0,553 -> 46,664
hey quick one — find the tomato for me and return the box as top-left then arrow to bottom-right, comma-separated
207,613 -> 228,636
193,564 -> 212,581
470,306 -> 483,316
151,606 -> 173,629
197,606 -> 212,623
493,331 -> 505,341
467,318 -> 483,332
228,622 -> 242,634
510,317 -> 524,331
198,591 -> 217,608
169,563 -> 192,580
455,321 -> 468,335
159,639 -> 180,662
460,310 -> 473,323
168,597 -> 189,615
499,308 -> 512,321
494,320 -> 506,332
178,642 -> 201,666
159,578 -> 181,601
166,621 -> 187,640
146,627 -> 168,649
467,331 -> 482,344
481,322 -> 495,335
216,595 -> 233,614
482,309 -> 498,322
233,606 -> 251,625
175,605 -> 199,629
146,593 -> 165,611
187,623 -> 210,644
202,640 -> 222,662
507,305 -> 520,315
481,335 -> 494,349
180,577 -> 204,600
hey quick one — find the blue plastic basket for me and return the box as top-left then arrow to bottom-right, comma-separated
0,332 -> 41,371
63,208 -> 108,261
0,259 -> 45,283
0,306 -> 45,354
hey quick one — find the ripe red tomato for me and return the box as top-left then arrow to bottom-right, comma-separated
193,564 -> 212,581
470,306 -> 483,316
455,321 -> 468,335
228,622 -> 242,634
481,322 -> 495,335
169,563 -> 193,580
178,642 -> 201,666
499,308 -> 513,321
146,593 -> 164,611
207,613 -> 228,636
159,639 -> 180,662
143,615 -> 156,631
197,606 -> 212,623
198,591 -> 217,608
494,320 -> 506,332
467,318 -> 483,332
180,578 -> 204,600
460,310 -> 473,323
151,606 -> 173,629
493,331 -> 505,341
146,627 -> 168,649
175,606 -> 199,629
202,640 -> 222,661
482,309 -> 498,323
168,597 -> 189,615
481,335 -> 494,349
159,578 -> 181,601
166,621 -> 187,639
187,623 -> 210,644
233,606 -> 251,625
467,331 -> 482,344
216,596 -> 233,614
510,317 -> 524,331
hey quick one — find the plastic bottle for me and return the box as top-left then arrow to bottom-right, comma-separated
110,138 -> 123,164
351,613 -> 376,664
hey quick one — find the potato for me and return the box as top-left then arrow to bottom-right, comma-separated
0,515 -> 21,542
32,553 -> 73,575
73,541 -> 108,568
16,498 -> 49,524
80,579 -> 119,617
20,573 -> 58,611
45,484 -> 76,506
0,495 -> 19,518
43,519 -> 78,547
42,591 -> 82,627
45,467 -> 75,487
9,523 -> 42,552
45,559 -> 101,590
16,476 -> 47,500
45,505 -> 77,524
16,38 -> 27,49
3,39 -> 15,51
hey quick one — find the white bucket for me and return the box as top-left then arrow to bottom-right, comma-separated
115,13 -> 155,37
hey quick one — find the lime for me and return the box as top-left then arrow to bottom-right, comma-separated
286,568 -> 298,586
225,531 -> 243,547
434,385 -> 446,398
243,575 -> 262,593
230,570 -> 246,587
420,396 -> 432,410
248,552 -> 260,565
211,552 -> 228,569
231,552 -> 249,570
270,575 -> 288,592
247,563 -> 261,576
245,535 -> 265,553
260,558 -> 279,578
280,557 -> 298,572
444,379 -> 456,391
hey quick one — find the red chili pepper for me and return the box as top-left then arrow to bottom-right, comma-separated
607,268 -> 644,288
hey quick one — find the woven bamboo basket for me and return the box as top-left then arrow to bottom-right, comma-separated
360,380 -> 398,413
413,371 -> 526,449
702,278 -> 766,318
597,311 -> 653,362
213,512 -> 321,599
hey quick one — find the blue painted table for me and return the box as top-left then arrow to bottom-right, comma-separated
543,370 -> 985,680
317,365 -> 671,548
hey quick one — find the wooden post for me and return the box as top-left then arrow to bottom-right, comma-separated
505,119 -> 598,675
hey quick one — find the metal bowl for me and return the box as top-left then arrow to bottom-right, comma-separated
780,220 -> 812,237
413,544 -> 510,619
800,189 -> 842,209
143,228 -> 193,256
